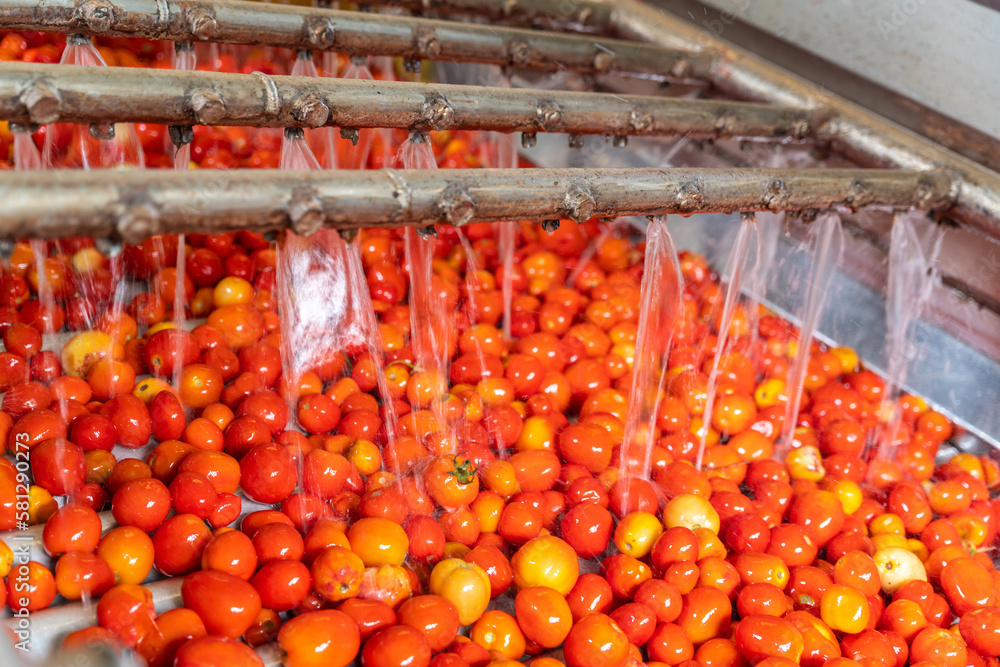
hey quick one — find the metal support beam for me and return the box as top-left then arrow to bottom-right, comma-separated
360,0 -> 1000,241
0,63 -> 821,141
0,0 -> 709,82
0,167 -> 956,243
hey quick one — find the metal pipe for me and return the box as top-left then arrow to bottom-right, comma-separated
358,0 -> 618,31
0,63 -> 819,142
357,0 -> 1000,241
0,167 -> 955,244
0,0 -> 710,83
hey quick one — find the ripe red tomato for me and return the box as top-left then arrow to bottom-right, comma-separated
181,570 -> 263,639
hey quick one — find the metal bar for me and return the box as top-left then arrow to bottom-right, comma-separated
0,63 -> 821,141
0,0 -> 710,83
359,0 -> 1000,242
0,167 -> 955,243
358,0 -> 617,31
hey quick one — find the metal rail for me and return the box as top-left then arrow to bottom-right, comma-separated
0,63 -> 822,141
362,0 -> 1000,242
0,167 -> 955,243
0,0 -> 710,82
358,0 -> 617,31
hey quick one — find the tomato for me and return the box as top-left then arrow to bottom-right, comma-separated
201,529 -> 258,581
151,513 -> 212,576
734,616 -> 804,665
31,438 -> 85,496
959,606 -> 1000,657
54,551 -> 115,600
513,586 -> 573,648
174,636 -> 264,667
312,546 -> 365,602
469,610 -> 526,661
422,454 -> 480,509
820,583 -> 869,634
560,502 -> 614,558
139,607 -> 207,667
97,526 -> 154,585
464,544 -> 514,599
397,594 -> 461,652
430,558 -> 491,625
42,503 -> 101,555
251,559 -> 311,612
362,625 -> 431,667
676,586 -> 732,645
96,583 -> 157,647
347,517 -> 409,567
111,478 -> 171,532
510,535 -> 579,595
239,443 -> 297,504
340,598 -> 398,643
563,613 -> 629,667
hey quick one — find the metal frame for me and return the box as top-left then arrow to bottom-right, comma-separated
0,0 -> 710,82
0,63 -> 820,140
361,0 -> 1000,242
0,167 -> 955,243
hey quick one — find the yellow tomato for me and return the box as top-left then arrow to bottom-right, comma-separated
614,512 -> 663,559
27,485 -> 57,524
510,536 -> 580,596
470,610 -> 526,661
97,526 -> 155,585
663,494 -> 720,534
430,558 -> 491,625
61,331 -> 124,378
347,518 -> 409,568
0,539 -> 12,578
820,584 -> 870,634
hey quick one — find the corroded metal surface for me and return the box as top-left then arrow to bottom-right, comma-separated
0,63 -> 822,142
0,167 -> 956,243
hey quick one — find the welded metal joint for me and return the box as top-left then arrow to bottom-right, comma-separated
291,92 -> 330,129
89,123 -> 114,140
252,71 -> 281,119
383,169 -> 412,223
190,90 -> 225,125
340,127 -> 360,146
763,179 -> 790,213
412,26 -> 441,59
535,101 -> 564,131
289,187 -> 325,237
20,81 -> 60,125
592,47 -> 616,74
629,108 -> 653,135
437,183 -> 476,226
675,181 -> 705,213
563,183 -> 597,223
184,6 -> 217,40
304,16 -> 337,51
506,39 -> 532,66
76,0 -> 116,33
844,178 -> 873,210
168,125 -> 194,149
416,94 -> 455,131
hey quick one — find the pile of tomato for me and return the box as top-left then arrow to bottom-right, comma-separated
2,25 -> 1000,667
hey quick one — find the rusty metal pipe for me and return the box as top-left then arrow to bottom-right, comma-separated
358,0 -> 1000,241
0,167 -> 956,244
0,63 -> 820,142
0,0 -> 708,83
